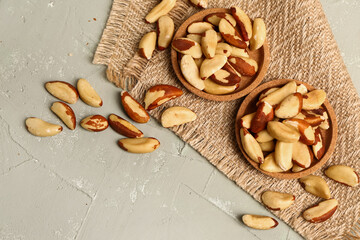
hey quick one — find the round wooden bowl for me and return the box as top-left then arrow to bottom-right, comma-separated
235,79 -> 338,179
171,8 -> 270,101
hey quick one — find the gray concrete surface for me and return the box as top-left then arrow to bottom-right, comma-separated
0,0 -> 359,239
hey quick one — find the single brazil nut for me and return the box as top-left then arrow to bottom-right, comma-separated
240,127 -> 264,163
203,78 -> 238,95
218,18 -> 247,49
274,93 -> 303,119
267,121 -> 300,143
292,141 -> 313,168
200,54 -> 227,80
239,112 -> 255,129
201,29 -> 218,59
259,81 -> 297,106
139,32 -> 157,59
186,33 -> 202,43
161,106 -> 197,128
299,175 -> 331,199
230,46 -> 249,58
249,18 -> 266,51
312,128 -> 325,160
324,165 -> 359,187
144,84 -> 183,111
228,56 -> 258,77
108,114 -> 144,138
275,141 -> 294,171
50,101 -> 76,130
172,38 -> 203,58
302,89 -> 327,110
80,115 -> 109,132
254,129 -> 274,143
259,141 -> 275,152
250,101 -> 274,133
77,78 -> 103,107
303,199 -> 338,223
180,55 -> 205,90
121,91 -> 150,123
296,84 -> 308,95
157,15 -> 174,50
145,0 -> 176,23
118,137 -> 160,153
261,191 -> 295,211
204,12 -> 236,26
242,215 -> 278,230
187,21 -> 214,34
230,6 -> 252,41
259,88 -> 280,101
260,152 -> 283,172
25,117 -> 62,137
189,0 -> 208,8
45,81 -> 79,104
215,43 -> 233,57
283,118 -> 315,145
209,62 -> 241,86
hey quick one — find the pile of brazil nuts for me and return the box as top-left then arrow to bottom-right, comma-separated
25,80 -> 197,154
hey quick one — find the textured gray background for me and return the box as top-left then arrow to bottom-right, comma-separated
0,0 -> 359,239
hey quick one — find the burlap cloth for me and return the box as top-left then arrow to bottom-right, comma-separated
93,0 -> 360,239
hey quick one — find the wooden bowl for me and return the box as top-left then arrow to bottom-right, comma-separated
171,8 -> 270,101
235,79 -> 338,179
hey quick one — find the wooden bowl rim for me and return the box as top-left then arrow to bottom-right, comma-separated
235,79 -> 338,179
170,8 -> 271,102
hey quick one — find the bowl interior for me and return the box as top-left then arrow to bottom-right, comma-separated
235,79 -> 338,179
171,8 -> 270,101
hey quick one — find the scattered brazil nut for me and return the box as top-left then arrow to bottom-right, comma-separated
144,84 -> 183,110
260,152 -> 284,173
203,78 -> 238,95
299,175 -> 331,199
218,18 -> 246,49
161,106 -> 197,128
261,191 -> 295,210
275,141 -> 293,171
138,32 -> 157,60
25,117 -> 62,137
172,38 -> 203,58
45,81 -> 79,104
201,29 -> 218,58
242,215 -> 278,230
77,78 -> 103,108
228,56 -> 258,77
240,127 -> 264,163
189,0 -> 208,8
267,121 -> 300,143
302,89 -> 326,110
121,91 -> 150,123
118,137 -> 160,153
324,165 -> 359,187
274,93 -> 303,119
204,12 -> 236,26
187,21 -> 214,34
303,199 -> 338,223
180,55 -> 205,90
50,101 -> 76,130
249,18 -> 266,51
230,6 -> 252,41
200,54 -> 227,80
80,115 -> 109,132
108,114 -> 143,138
145,0 -> 176,23
157,15 -> 174,50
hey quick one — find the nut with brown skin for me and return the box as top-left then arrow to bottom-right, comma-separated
230,6 -> 252,41
145,0 -> 176,23
260,152 -> 283,172
250,101 -> 274,133
45,81 -> 79,104
239,112 -> 255,129
299,175 -> 331,199
77,78 -> 103,108
80,115 -> 108,132
108,114 -> 143,138
157,15 -> 174,50
242,215 -> 278,230
180,55 -> 205,90
249,18 -> 266,51
254,129 -> 274,143
25,117 -> 63,137
303,199 -> 338,223
218,18 -> 247,49
261,191 -> 295,211
144,85 -> 183,111
325,165 -> 359,187
201,29 -> 218,59
260,81 -> 297,106
312,128 -> 325,160
200,55 -> 227,80
302,89 -> 327,110
283,119 -> 315,145
204,12 -> 236,26
292,141 -> 313,168
240,127 -> 264,163
188,0 -> 208,8
161,106 -> 197,128
275,141 -> 294,171
267,121 -> 300,143
50,101 -> 76,130
294,110 -> 325,127
118,137 -> 160,153
228,56 -> 258,77
209,62 -> 241,86
121,91 -> 150,123
187,21 -> 214,34
139,32 -> 157,59
203,78 -> 238,95
172,38 -> 203,58
259,141 -> 275,152
274,93 -> 303,119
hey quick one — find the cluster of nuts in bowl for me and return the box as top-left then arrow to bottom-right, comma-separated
25,80 -> 196,154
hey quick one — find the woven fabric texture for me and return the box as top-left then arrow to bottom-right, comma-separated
93,0 -> 360,239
